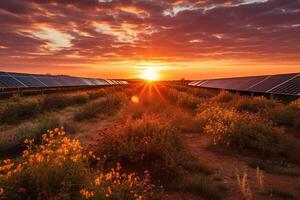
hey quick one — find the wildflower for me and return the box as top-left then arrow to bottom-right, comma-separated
80,189 -> 94,199
18,187 -> 26,193
0,188 -> 4,195
256,167 -> 264,192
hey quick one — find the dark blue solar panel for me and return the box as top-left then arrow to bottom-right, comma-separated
234,76 -> 267,90
0,76 -> 26,88
52,76 -> 73,86
248,73 -> 297,92
35,75 -> 61,87
269,75 -> 300,96
0,72 -> 126,89
14,76 -> 45,87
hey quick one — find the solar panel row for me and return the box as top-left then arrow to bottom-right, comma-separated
188,73 -> 300,96
0,72 -> 128,88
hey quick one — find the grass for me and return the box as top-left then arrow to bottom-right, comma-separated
168,174 -> 226,200
42,93 -> 89,111
0,114 -> 60,156
0,100 -> 40,124
248,160 -> 300,176
73,92 -> 126,121
0,93 -> 92,125
268,189 -> 298,200
165,88 -> 200,110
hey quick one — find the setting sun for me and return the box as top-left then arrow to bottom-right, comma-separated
140,67 -> 159,81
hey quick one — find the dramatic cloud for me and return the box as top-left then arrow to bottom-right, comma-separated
0,0 -> 299,78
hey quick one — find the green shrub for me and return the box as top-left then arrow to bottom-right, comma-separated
213,91 -> 236,103
248,160 -> 300,176
166,89 -> 199,110
92,114 -> 194,178
288,99 -> 300,131
268,106 -> 297,126
0,129 -> 161,200
0,101 -> 40,124
191,88 -> 216,99
196,106 -> 292,157
72,94 -> 89,104
0,115 -> 60,155
168,174 -> 226,200
236,96 -> 276,113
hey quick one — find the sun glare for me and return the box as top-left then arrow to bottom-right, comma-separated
140,67 -> 159,81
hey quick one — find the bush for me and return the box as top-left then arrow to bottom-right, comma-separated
288,99 -> 300,131
196,106 -> 290,157
166,89 -> 199,110
81,164 -> 162,200
236,96 -> 276,113
0,101 -> 40,124
268,105 -> 297,127
92,114 -> 193,178
191,88 -> 216,99
213,91 -> 236,103
0,115 -> 60,155
0,128 -> 161,200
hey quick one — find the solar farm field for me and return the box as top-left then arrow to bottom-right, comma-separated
0,81 -> 299,200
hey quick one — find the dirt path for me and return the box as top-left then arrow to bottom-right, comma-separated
183,133 -> 300,200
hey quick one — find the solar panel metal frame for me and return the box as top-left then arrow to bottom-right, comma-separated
0,71 -> 127,90
188,73 -> 300,96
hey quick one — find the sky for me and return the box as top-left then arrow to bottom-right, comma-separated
0,0 -> 299,80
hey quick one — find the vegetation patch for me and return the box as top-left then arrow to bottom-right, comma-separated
168,174 -> 226,200
248,160 -> 300,176
235,96 -> 276,114
165,88 -> 200,110
92,114 -> 204,179
73,92 -> 126,121
0,101 -> 40,124
0,114 -> 60,156
196,106 -> 297,160
0,128 -> 161,200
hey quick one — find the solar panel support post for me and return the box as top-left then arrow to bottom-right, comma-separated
270,93 -> 274,100
250,92 -> 254,97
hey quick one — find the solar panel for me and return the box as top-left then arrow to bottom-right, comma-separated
0,71 -> 127,89
189,73 -> 300,96
35,75 -> 61,87
269,75 -> 300,96
13,75 -> 46,87
100,80 -> 110,85
0,75 -> 26,88
248,73 -> 298,92
105,80 -> 114,85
